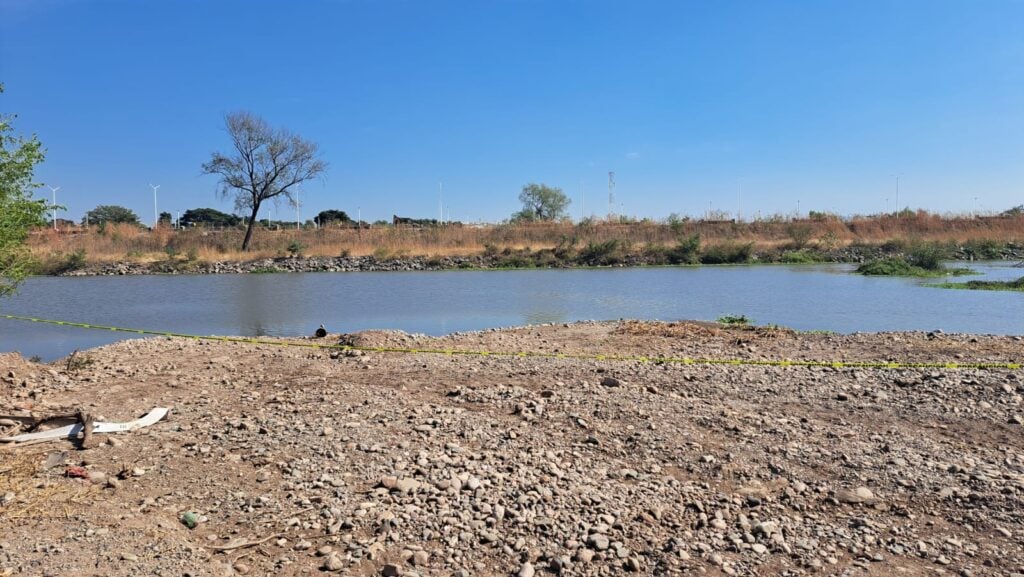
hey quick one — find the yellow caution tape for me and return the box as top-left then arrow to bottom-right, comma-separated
1,313 -> 1021,371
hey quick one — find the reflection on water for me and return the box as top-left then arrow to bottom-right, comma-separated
1,263 -> 1021,361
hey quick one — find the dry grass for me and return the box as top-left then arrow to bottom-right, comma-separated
26,212 -> 1024,265
0,450 -> 100,522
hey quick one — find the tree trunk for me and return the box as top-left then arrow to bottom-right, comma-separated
241,204 -> 260,251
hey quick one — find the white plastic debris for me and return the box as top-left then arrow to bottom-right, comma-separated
1,408 -> 169,443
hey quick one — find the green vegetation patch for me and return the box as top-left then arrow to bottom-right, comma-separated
935,276 -> 1024,292
717,314 -> 752,326
856,257 -> 975,278
780,249 -> 825,264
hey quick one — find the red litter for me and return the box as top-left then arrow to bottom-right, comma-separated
65,466 -> 89,479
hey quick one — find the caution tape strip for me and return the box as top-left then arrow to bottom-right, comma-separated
1,313 -> 1020,371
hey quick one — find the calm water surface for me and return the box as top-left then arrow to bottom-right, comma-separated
1,263 -> 1022,361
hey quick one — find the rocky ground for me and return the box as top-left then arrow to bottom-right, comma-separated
1,321 -> 1023,576
56,245 -> 1024,277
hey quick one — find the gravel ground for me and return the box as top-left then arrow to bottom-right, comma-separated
1,321 -> 1023,577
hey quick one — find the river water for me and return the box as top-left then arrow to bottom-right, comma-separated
1,263 -> 1022,361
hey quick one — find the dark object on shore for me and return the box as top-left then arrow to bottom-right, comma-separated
314,324 -> 327,338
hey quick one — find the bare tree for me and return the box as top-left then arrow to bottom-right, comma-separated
202,112 -> 327,251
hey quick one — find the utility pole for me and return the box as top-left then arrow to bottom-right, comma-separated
895,175 -> 900,219
607,172 -> 615,221
736,178 -> 741,222
49,186 -> 60,230
439,181 -> 444,225
580,179 -> 585,222
149,184 -> 160,228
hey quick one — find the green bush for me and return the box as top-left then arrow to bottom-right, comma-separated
578,239 -> 628,266
856,255 -> 973,277
700,242 -> 753,264
717,314 -> 752,326
961,238 -> 1004,260
666,234 -> 701,264
34,249 -> 88,275
906,242 -> 949,271
857,257 -> 920,276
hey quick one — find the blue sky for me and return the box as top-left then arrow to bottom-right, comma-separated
2,0 -> 1022,224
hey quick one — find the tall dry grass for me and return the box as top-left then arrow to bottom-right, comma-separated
26,212 -> 1024,265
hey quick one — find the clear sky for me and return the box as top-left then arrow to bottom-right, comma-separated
2,0 -> 1022,224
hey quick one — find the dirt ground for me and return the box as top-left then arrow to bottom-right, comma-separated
1,321 -> 1023,577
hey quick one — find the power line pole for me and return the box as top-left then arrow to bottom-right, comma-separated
149,184 -> 160,228
607,171 -> 615,221
48,186 -> 60,230
439,181 -> 444,225
896,175 -> 900,218
580,179 -> 585,221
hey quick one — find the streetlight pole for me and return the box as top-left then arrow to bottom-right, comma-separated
149,184 -> 160,228
48,186 -> 60,230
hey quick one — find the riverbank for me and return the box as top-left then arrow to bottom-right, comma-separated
36,242 -> 1024,276
26,215 -> 1024,276
2,321 -> 1023,576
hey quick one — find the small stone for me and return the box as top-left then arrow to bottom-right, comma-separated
412,550 -> 429,566
396,478 -> 421,494
587,534 -> 610,551
232,562 -> 251,575
317,545 -> 334,556
120,553 -> 138,562
600,376 -> 622,387
836,486 -> 875,504
381,564 -> 402,577
751,543 -> 768,554
322,553 -> 344,572
575,549 -> 595,563
517,562 -> 535,577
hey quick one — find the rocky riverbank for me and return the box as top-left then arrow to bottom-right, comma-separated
2,321 -> 1023,576
54,243 -> 1024,276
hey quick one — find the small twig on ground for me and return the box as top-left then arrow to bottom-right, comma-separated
206,533 -> 284,552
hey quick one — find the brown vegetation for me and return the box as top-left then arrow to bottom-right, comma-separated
26,211 -> 1024,266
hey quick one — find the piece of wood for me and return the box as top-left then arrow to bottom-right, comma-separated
77,409 -> 96,450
